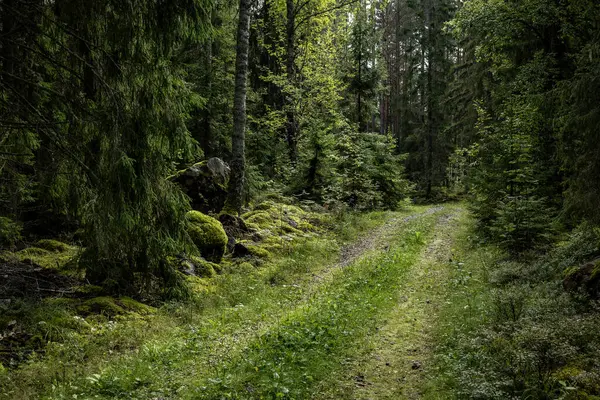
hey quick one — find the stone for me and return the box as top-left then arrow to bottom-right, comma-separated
186,211 -> 228,263
170,158 -> 231,214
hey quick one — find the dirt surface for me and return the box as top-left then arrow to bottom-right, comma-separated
337,207 -> 444,268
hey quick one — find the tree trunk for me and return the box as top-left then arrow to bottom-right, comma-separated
226,0 -> 251,214
285,0 -> 298,164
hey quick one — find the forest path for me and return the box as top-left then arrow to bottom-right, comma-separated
316,207 -> 465,399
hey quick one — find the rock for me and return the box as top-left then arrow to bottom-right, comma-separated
232,242 -> 251,258
285,217 -> 298,228
186,211 -> 228,263
563,257 -> 600,298
227,236 -> 237,253
170,158 -> 231,214
411,360 -> 422,370
170,255 -> 219,278
219,214 -> 252,248
232,242 -> 272,259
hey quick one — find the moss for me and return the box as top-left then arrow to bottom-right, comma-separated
282,204 -> 305,216
591,260 -> 600,279
75,295 -> 155,317
35,239 -> 73,252
212,261 -> 224,275
280,224 -> 302,235
17,247 -> 49,257
244,211 -> 273,228
246,222 -> 260,231
241,210 -> 259,219
186,211 -> 228,263
553,365 -> 585,381
297,220 -> 317,231
74,284 -> 105,296
254,201 -> 278,211
77,297 -> 125,316
118,297 -> 156,315
563,265 -> 581,279
44,297 -> 78,308
233,261 -> 256,274
262,243 -> 284,253
188,256 -> 217,278
8,242 -> 79,275
245,244 -> 272,259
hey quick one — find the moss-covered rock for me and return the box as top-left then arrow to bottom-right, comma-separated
35,239 -> 73,252
76,296 -> 155,316
254,201 -> 278,211
188,256 -> 217,278
244,211 -> 273,228
186,211 -> 228,263
73,284 -> 105,297
232,241 -> 272,259
118,297 -> 156,315
246,245 -> 271,259
77,297 -> 125,316
232,261 -> 256,274
8,243 -> 78,274
170,158 -> 231,214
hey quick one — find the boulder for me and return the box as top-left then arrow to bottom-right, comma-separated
177,255 -> 218,278
232,242 -> 272,259
219,214 -> 254,251
186,211 -> 228,263
563,257 -> 600,299
170,158 -> 231,214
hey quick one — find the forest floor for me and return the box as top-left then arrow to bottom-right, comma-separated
1,204 -> 481,399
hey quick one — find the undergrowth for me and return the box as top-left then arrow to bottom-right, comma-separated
426,219 -> 600,400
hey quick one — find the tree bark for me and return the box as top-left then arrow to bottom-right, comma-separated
226,0 -> 251,214
285,0 -> 298,164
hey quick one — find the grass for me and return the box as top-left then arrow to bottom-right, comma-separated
0,205 -> 431,399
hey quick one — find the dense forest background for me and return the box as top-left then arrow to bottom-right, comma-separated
0,0 -> 599,292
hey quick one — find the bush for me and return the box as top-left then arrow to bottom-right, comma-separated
0,217 -> 22,249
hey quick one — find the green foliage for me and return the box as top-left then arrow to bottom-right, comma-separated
335,131 -> 413,210
0,217 -> 22,249
1,0 -> 216,294
450,0 -> 600,249
430,218 -> 600,400
466,100 -> 556,252
0,203 -> 403,399
186,211 -> 228,263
